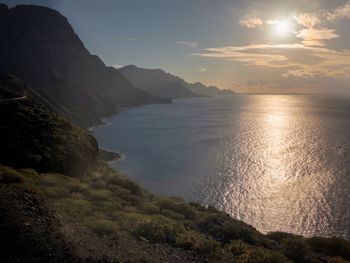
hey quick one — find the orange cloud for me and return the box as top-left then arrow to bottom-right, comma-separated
296,27 -> 339,46
239,15 -> 263,28
194,44 -> 350,78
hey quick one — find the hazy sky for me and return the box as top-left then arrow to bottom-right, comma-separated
3,0 -> 350,93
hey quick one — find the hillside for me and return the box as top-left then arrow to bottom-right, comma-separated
1,3 -> 350,263
0,4 -> 169,127
0,74 -> 99,176
0,74 -> 350,262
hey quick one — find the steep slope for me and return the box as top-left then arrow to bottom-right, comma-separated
0,4 -> 169,127
0,74 -> 99,176
119,65 -> 203,99
119,65 -> 235,99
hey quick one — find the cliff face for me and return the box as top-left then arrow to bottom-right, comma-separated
119,65 -> 204,99
0,4 -> 169,127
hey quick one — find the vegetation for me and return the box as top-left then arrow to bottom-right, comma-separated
0,75 -> 99,176
1,163 -> 350,262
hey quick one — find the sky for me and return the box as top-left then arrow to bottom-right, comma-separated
3,0 -> 350,93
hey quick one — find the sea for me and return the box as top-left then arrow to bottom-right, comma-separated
93,95 -> 350,239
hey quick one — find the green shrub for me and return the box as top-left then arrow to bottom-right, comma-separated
112,211 -> 145,229
198,214 -> 259,245
267,232 -> 296,243
156,198 -> 197,220
118,179 -> 142,196
44,186 -> 70,198
138,202 -> 160,214
225,240 -> 290,262
175,231 -> 221,255
18,168 -> 39,180
280,236 -> 311,263
83,217 -> 119,236
308,237 -> 350,260
87,188 -> 112,201
161,209 -> 185,220
134,215 -> 185,243
54,198 -> 93,217
225,240 -> 251,256
0,166 -> 24,184
235,247 -> 291,263
98,200 -> 123,216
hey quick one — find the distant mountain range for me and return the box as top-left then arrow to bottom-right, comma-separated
0,4 -> 169,127
119,65 -> 235,99
187,82 -> 236,97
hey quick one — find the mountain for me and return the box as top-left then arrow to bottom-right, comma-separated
0,4 -> 169,127
187,82 -> 236,96
119,65 -> 203,99
0,74 -> 99,176
119,65 -> 235,99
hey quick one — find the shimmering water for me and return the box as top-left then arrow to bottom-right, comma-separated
93,95 -> 350,238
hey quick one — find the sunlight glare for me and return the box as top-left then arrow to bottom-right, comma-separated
273,19 -> 294,36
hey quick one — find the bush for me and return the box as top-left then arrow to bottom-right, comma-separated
83,217 -> 119,236
161,209 -> 185,220
198,213 -> 259,245
225,240 -> 251,256
267,232 -> 296,243
175,231 -> 221,255
308,237 -> 350,260
281,236 -> 311,263
235,248 -> 291,263
156,198 -> 197,220
87,188 -> 112,201
98,200 -> 123,216
138,202 -> 160,214
0,166 -> 24,184
54,198 -> 93,217
44,186 -> 70,198
134,215 -> 185,243
18,168 -> 39,180
225,240 -> 290,262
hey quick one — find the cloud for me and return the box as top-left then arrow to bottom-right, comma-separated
194,44 -> 350,78
197,67 -> 208,72
176,41 -> 198,47
239,15 -> 263,28
293,13 -> 320,28
325,1 -> 350,21
296,27 -> 339,46
111,64 -> 123,69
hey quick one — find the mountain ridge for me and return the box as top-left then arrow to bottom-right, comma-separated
119,65 -> 235,99
0,4 -> 170,127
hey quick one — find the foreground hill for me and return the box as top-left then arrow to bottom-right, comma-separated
0,74 -> 99,176
0,4 -> 169,127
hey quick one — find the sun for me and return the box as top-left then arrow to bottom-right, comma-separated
273,19 -> 294,36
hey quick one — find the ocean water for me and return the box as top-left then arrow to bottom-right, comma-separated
93,95 -> 350,238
